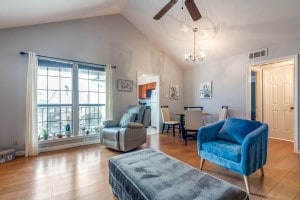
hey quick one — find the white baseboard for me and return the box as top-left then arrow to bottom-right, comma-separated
15,151 -> 25,157
39,140 -> 100,153
268,137 -> 294,143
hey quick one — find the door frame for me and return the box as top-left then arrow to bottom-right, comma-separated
251,67 -> 263,121
246,54 -> 299,154
136,71 -> 161,132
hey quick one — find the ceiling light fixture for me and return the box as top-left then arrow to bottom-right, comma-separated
184,27 -> 205,63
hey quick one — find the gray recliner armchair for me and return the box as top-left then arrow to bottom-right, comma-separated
100,105 -> 149,152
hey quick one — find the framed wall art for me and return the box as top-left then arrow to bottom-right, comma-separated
169,84 -> 179,100
117,79 -> 133,92
199,81 -> 212,98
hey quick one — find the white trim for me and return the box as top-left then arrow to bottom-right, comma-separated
15,151 -> 25,157
269,137 -> 294,143
136,71 -> 161,132
246,67 -> 252,119
38,134 -> 99,144
39,140 -> 100,153
294,54 -> 299,153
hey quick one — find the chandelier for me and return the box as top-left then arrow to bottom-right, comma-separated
184,27 -> 205,63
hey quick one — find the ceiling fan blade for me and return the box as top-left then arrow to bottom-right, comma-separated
153,0 -> 178,20
185,0 -> 202,21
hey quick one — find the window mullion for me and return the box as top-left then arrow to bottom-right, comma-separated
73,63 -> 79,136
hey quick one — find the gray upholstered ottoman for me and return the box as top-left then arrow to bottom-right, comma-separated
108,149 -> 249,200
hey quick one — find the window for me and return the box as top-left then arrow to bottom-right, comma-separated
37,59 -> 106,141
78,64 -> 106,135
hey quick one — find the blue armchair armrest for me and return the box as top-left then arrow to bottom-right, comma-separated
197,120 -> 225,150
241,123 -> 268,175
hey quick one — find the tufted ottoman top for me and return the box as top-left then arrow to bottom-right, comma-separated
109,148 -> 249,200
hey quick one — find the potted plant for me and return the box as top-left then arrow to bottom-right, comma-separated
42,128 -> 48,140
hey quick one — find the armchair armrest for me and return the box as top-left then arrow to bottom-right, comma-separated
103,120 -> 120,128
241,123 -> 268,175
197,120 -> 225,149
124,122 -> 144,129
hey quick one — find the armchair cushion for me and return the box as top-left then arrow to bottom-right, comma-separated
119,113 -> 137,127
202,140 -> 242,163
217,118 -> 261,144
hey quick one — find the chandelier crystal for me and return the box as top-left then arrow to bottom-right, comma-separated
184,27 -> 205,63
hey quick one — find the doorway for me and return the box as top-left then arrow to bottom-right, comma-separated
248,56 -> 299,153
137,72 -> 160,134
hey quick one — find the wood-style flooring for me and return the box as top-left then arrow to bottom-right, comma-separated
0,133 -> 300,200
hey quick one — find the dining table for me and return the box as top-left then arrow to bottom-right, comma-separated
175,112 -> 210,139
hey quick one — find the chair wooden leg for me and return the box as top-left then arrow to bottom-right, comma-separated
167,125 -> 170,133
183,129 -> 187,145
172,125 -> 175,137
260,167 -> 264,176
243,175 -> 250,193
161,123 -> 165,134
200,158 -> 205,170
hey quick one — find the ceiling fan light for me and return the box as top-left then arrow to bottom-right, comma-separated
184,27 -> 205,63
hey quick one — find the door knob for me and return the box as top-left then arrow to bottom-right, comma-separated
290,107 -> 294,110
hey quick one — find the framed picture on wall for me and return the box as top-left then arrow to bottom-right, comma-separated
117,79 -> 133,92
169,84 -> 179,100
199,81 -> 212,98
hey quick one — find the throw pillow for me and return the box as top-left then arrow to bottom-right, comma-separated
119,113 -> 137,127
217,117 -> 261,144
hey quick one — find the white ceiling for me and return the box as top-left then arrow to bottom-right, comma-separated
1,0 -> 300,68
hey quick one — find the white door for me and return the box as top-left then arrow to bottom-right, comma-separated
263,63 -> 294,141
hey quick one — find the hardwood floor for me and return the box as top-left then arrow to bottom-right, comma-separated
0,133 -> 299,200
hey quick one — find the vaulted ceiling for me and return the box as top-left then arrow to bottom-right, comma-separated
1,0 -> 300,67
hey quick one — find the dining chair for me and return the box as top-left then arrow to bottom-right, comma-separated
183,107 -> 204,145
160,106 -> 181,137
219,106 -> 229,120
204,106 -> 228,125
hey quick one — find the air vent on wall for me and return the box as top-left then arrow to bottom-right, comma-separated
248,48 -> 268,60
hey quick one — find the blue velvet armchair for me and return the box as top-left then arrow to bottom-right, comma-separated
197,117 -> 268,193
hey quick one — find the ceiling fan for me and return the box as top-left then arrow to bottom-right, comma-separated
153,0 -> 202,21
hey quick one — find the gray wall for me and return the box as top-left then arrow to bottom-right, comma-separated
183,37 -> 300,150
0,14 -> 184,151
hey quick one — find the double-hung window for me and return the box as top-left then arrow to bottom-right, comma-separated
37,58 -> 106,141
